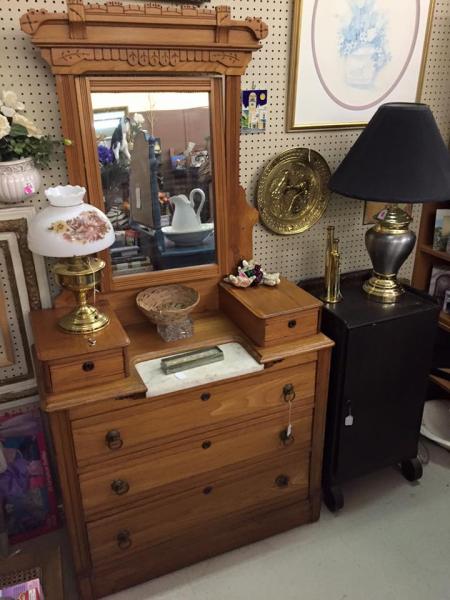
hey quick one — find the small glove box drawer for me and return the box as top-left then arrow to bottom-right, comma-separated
219,278 -> 321,347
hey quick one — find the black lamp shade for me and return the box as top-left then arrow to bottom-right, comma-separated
329,103 -> 450,204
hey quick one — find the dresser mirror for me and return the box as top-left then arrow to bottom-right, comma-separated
90,84 -> 217,277
21,1 -> 267,294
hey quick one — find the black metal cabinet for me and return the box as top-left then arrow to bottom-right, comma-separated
303,276 -> 440,511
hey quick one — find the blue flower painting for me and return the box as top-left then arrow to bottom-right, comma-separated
339,0 -> 391,88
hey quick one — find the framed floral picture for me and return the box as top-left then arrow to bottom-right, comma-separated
287,0 -> 435,131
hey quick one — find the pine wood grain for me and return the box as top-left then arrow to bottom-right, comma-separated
71,362 -> 316,466
87,448 -> 309,567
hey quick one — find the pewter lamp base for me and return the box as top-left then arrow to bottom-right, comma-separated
364,204 -> 416,304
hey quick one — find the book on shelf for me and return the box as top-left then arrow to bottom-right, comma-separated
433,209 -> 450,253
429,265 -> 450,311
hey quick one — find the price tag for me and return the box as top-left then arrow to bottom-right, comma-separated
345,414 -> 354,427
174,372 -> 187,380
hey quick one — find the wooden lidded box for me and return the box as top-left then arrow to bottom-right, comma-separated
219,278 -> 322,347
30,302 -> 130,395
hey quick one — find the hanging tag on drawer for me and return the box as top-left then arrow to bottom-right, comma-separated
345,415 -> 354,426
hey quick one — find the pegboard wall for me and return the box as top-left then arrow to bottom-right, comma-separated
1,0 -> 450,285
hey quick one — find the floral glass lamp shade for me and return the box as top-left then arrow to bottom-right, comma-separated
329,103 -> 450,303
28,185 -> 115,333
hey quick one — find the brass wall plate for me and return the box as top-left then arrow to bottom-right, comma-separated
257,148 -> 331,235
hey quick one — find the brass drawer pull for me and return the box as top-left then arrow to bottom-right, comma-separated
201,392 -> 211,402
283,384 -> 296,403
82,361 -> 95,372
202,440 -> 212,450
105,430 -> 123,450
275,474 -> 290,488
288,320 -> 297,329
117,529 -> 132,550
111,479 -> 130,496
203,485 -> 213,495
279,428 -> 295,446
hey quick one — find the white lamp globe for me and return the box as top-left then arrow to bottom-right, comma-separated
28,185 -> 115,258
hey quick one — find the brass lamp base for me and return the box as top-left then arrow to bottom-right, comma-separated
364,204 -> 416,304
363,272 -> 404,303
54,256 -> 109,334
58,304 -> 110,334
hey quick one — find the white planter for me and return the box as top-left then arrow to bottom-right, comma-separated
0,157 -> 41,204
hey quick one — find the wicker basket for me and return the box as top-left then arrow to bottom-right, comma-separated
136,285 -> 200,326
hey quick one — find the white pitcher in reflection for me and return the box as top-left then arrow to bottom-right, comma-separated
170,188 -> 206,232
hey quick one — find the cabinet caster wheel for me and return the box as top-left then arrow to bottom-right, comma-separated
401,458 -> 423,482
324,486 -> 344,512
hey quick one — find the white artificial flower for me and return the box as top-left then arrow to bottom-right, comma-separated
133,113 -> 145,124
0,106 -> 15,118
0,114 -> 11,140
12,113 -> 43,138
1,90 -> 25,111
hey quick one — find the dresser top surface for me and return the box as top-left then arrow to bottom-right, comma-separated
33,310 -> 333,412
219,278 -> 322,319
31,302 -> 130,362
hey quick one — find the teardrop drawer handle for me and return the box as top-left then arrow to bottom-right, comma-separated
282,384 -> 296,403
117,529 -> 132,550
203,486 -> 213,495
111,479 -> 130,496
201,392 -> 211,402
105,430 -> 123,450
82,361 -> 95,372
275,474 -> 290,488
202,440 -> 212,450
288,320 -> 297,329
279,429 -> 295,446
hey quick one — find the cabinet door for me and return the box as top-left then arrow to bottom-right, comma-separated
335,310 -> 437,482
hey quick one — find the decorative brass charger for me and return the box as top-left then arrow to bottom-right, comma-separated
257,148 -> 331,235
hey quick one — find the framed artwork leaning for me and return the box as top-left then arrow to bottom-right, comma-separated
287,0 -> 435,131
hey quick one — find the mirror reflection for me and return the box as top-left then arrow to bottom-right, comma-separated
91,91 -> 215,276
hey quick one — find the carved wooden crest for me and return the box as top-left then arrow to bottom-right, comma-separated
20,0 -> 268,75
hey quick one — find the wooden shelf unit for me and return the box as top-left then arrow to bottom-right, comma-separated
412,200 -> 450,329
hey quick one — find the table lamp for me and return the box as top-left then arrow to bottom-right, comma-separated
329,103 -> 450,303
28,185 -> 115,333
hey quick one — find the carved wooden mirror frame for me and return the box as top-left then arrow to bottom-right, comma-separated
21,1 -> 268,300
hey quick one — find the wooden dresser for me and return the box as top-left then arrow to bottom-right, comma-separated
22,4 -> 333,597
30,280 -> 333,598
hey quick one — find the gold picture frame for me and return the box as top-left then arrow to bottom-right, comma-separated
287,0 -> 436,131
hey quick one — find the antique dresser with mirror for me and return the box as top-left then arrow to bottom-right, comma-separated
22,2 -> 333,597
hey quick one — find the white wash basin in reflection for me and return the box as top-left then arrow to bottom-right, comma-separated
162,223 -> 214,247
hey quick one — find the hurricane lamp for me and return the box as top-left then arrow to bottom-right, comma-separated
28,185 -> 115,333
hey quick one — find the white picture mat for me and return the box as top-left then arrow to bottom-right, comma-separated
0,207 -> 51,395
291,0 -> 433,128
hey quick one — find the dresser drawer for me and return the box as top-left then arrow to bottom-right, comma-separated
87,448 -> 310,566
219,279 -> 321,347
263,309 -> 319,345
80,406 -> 313,518
72,362 -> 316,466
47,349 -> 126,393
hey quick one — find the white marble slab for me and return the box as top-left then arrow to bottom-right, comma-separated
135,342 -> 264,398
